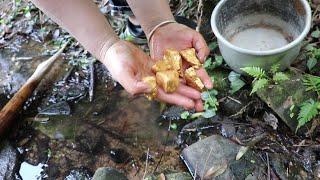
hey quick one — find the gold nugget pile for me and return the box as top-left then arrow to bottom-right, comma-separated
143,48 -> 205,100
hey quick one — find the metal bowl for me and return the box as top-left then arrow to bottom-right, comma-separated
211,0 -> 312,73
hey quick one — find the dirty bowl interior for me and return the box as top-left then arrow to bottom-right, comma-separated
214,0 -> 309,52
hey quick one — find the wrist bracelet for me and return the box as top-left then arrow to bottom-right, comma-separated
147,20 -> 176,44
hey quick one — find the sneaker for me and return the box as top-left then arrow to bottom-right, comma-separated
120,19 -> 147,44
108,0 -> 133,16
108,0 -> 197,45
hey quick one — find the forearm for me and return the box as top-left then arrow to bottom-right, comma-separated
30,0 -> 119,61
126,0 -> 174,36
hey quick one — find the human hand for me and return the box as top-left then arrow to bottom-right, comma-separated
149,23 -> 213,111
101,40 -> 201,109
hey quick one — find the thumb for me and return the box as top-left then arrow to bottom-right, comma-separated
118,70 -> 152,96
192,32 -> 210,62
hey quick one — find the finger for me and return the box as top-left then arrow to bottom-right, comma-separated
196,68 -> 213,89
118,69 -> 152,95
176,84 -> 201,100
179,78 -> 186,84
195,99 -> 204,112
192,32 -> 210,62
157,88 -> 195,110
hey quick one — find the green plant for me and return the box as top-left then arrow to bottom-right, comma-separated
204,55 -> 223,70
240,65 -> 289,95
305,44 -> 320,71
294,74 -> 320,131
303,74 -> 320,96
297,99 -> 320,131
228,71 -> 245,94
180,89 -> 219,119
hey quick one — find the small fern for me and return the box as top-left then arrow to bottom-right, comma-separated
270,64 -> 280,74
303,74 -> 320,96
297,99 -> 320,131
240,67 -> 266,79
251,78 -> 269,95
273,72 -> 289,83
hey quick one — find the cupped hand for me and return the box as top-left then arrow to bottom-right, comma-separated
101,40 -> 201,110
149,23 -> 213,111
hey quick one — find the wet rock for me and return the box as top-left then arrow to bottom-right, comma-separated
263,112 -> 279,130
145,172 -> 192,180
219,97 -> 245,116
165,172 -> 192,180
269,153 -> 309,179
314,162 -> 320,179
38,101 -> 71,115
0,41 -> 68,95
0,142 -> 18,180
75,124 -> 105,153
220,119 -> 236,138
161,106 -> 185,121
92,167 -> 127,180
257,70 -> 316,132
64,167 -> 92,180
181,135 -> 265,179
109,148 -> 132,164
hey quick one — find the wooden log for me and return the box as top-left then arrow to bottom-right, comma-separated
0,42 -> 68,136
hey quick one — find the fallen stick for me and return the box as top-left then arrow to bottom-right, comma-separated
0,42 -> 68,137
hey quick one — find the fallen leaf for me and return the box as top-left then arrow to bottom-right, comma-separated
263,112 -> 278,130
203,160 -> 228,179
236,146 -> 249,160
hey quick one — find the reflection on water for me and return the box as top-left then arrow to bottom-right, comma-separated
19,162 -> 46,180
29,83 -> 183,178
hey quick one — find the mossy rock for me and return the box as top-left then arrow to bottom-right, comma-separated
144,172 -> 192,180
257,70 -> 317,132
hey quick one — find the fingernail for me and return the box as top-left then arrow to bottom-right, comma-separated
205,81 -> 213,89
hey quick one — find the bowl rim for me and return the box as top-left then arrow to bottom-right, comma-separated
211,0 -> 312,56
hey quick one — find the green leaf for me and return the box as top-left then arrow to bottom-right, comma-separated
312,48 -> 320,59
201,90 -> 218,101
290,113 -> 294,118
204,58 -> 212,69
170,123 -> 178,130
214,55 -> 223,67
228,71 -> 245,94
270,64 -> 280,74
181,111 -> 190,120
251,78 -> 269,95
305,43 -> 315,51
208,42 -> 218,51
240,67 -> 266,78
303,74 -> 320,96
296,99 -> 320,131
311,29 -> 320,38
307,58 -> 318,70
273,72 -> 289,82
202,109 -> 216,118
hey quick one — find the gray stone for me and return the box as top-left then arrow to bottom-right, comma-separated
92,167 -> 127,180
64,168 -> 92,180
257,70 -> 317,132
269,153 -> 309,180
165,172 -> 192,180
181,135 -> 265,179
145,172 -> 192,180
38,101 -> 71,115
0,142 -> 18,180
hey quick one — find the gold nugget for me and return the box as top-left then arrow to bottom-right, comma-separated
151,60 -> 172,73
163,49 -> 182,71
180,48 -> 202,68
143,76 -> 157,100
156,70 -> 179,93
185,67 -> 205,91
